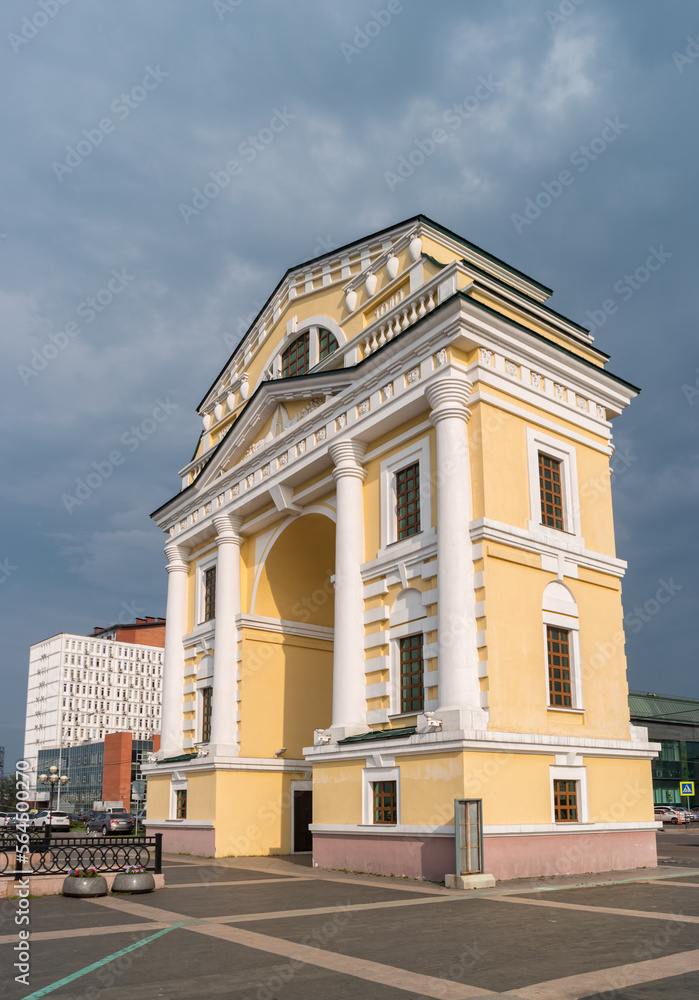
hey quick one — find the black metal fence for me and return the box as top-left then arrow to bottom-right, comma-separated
0,833 -> 162,877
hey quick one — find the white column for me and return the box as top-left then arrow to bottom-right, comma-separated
425,374 -> 488,733
209,513 -> 243,757
159,542 -> 190,759
327,440 -> 368,740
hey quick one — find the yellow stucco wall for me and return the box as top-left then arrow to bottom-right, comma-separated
586,757 -> 655,823
252,513 -> 335,624
145,775 -> 170,820
313,761 -> 364,825
212,769 -> 306,856
240,631 -> 332,758
399,752 -> 465,827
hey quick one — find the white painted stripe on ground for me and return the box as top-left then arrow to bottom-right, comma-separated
165,876 -> 316,889
645,879 -> 699,888
187,920 -> 498,999
500,947 -> 699,998
487,893 -> 699,923
0,922 -> 168,945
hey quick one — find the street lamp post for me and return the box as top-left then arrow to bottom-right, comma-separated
38,765 -> 68,832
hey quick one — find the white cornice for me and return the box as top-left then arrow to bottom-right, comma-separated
471,517 -> 627,578
309,821 -> 660,837
155,296 -> 633,539
199,222 -> 419,413
304,729 -> 660,761
142,756 -> 310,776
239,615 -> 333,642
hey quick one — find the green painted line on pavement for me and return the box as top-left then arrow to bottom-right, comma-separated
20,921 -> 186,1000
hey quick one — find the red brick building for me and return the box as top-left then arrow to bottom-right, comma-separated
92,616 -> 166,648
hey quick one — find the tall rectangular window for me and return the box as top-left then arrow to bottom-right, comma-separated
204,567 -> 216,621
400,634 -> 424,713
539,453 -> 564,530
176,789 -> 187,819
396,463 -> 420,539
281,332 -> 309,377
372,781 -> 397,824
201,687 -> 212,743
554,780 -> 578,822
547,626 -> 571,707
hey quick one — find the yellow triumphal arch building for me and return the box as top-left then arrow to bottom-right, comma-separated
144,215 -> 658,881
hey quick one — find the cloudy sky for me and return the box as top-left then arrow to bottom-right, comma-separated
1,0 -> 697,770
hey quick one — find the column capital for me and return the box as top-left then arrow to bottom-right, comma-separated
329,440 -> 367,482
425,375 -> 473,425
164,542 -> 190,573
213,512 -> 243,543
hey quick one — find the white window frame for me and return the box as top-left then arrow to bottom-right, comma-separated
363,766 -> 400,825
379,437 -> 434,554
543,611 -> 583,712
195,551 -> 218,626
170,775 -> 188,820
274,317 -> 346,379
195,671 -> 214,744
550,765 -> 589,824
389,623 -> 428,718
526,427 -> 582,543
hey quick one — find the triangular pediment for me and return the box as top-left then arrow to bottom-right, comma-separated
193,369 -> 355,493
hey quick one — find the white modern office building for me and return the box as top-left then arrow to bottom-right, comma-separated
23,622 -> 164,792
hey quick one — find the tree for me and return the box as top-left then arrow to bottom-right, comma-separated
0,774 -> 18,812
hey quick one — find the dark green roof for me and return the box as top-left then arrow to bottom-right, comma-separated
338,726 -> 417,745
159,753 -> 197,763
629,691 -> 699,725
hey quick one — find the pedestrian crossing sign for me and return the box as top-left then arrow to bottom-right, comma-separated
680,781 -> 694,795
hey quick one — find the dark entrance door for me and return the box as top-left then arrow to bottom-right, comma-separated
293,789 -> 313,852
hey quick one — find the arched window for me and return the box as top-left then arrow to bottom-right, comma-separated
318,328 -> 338,361
542,582 -> 582,710
390,588 -> 427,716
281,332 -> 309,378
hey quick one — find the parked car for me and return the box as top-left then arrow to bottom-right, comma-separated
6,813 -> 31,829
0,812 -> 11,828
85,811 -> 135,835
32,810 -> 71,831
79,810 -> 99,825
654,807 -> 688,824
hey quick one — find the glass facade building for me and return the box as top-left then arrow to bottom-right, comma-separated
629,691 -> 699,809
37,736 -> 154,813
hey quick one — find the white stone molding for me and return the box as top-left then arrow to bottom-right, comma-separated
542,581 -> 583,711
159,542 -> 190,759
378,435 -> 433,554
362,765 -> 400,824
209,513 -> 243,758
425,375 -> 487,732
525,426 -> 583,541
327,440 -> 368,740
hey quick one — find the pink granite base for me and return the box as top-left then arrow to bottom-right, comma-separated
313,833 -> 455,882
483,829 -> 658,881
146,824 -> 216,857
313,828 -> 658,882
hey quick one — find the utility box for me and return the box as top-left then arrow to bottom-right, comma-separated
445,799 -> 495,890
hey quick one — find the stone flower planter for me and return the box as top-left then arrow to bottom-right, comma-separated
111,871 -> 156,894
62,875 -> 108,898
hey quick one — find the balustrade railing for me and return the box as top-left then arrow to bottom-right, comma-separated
362,286 -> 438,358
